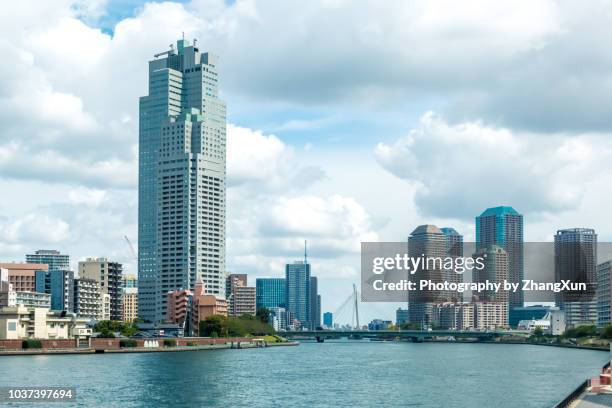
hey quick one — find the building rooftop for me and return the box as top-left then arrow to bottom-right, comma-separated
410,224 -> 442,236
479,206 -> 520,217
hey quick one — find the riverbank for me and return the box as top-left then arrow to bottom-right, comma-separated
0,338 -> 299,356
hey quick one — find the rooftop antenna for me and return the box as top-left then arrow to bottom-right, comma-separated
182,31 -> 185,40
304,240 -> 308,264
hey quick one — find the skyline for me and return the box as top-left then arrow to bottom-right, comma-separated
3,1 -> 612,324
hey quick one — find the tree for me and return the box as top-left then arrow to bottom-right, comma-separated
256,307 -> 271,324
200,315 -> 226,337
600,325 -> 612,339
533,327 -> 543,337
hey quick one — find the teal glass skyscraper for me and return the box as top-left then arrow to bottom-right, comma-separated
139,38 -> 227,323
256,278 -> 286,310
476,206 -> 524,309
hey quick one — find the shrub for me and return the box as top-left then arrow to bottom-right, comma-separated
22,339 -> 42,349
119,339 -> 137,348
163,339 -> 176,347
186,341 -> 197,346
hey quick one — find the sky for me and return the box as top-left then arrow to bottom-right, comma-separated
2,0 -> 612,324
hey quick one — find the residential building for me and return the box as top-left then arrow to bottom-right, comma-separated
323,312 -> 333,328
395,308 -> 409,326
166,289 -> 191,326
0,306 -> 91,341
441,227 -> 464,302
26,250 -> 69,271
473,302 -> 508,330
35,269 -> 74,312
555,228 -> 598,327
191,281 -> 227,336
73,278 -> 101,320
269,307 -> 288,332
256,278 -> 286,310
368,319 -> 392,330
518,309 -> 567,336
226,274 -> 256,317
408,224 -> 447,327
79,258 -> 123,321
101,294 -> 111,321
122,287 -> 138,323
597,261 -> 611,327
472,245 -> 509,327
15,292 -> 51,309
476,206 -> 524,310
138,38 -> 227,323
0,263 -> 48,292
0,269 -> 15,308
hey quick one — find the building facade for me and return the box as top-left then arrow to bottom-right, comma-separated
256,278 -> 286,310
286,261 -> 311,329
122,287 -> 138,323
597,261 -> 611,327
323,312 -> 333,328
408,225 -> 447,327
73,278 -> 102,320
441,227 -> 464,302
138,38 -> 227,323
395,308 -> 409,326
0,263 -> 48,292
191,282 -> 227,336
476,206 -> 524,310
226,274 -> 256,317
78,258 -> 123,321
35,270 -> 74,312
554,228 -> 598,327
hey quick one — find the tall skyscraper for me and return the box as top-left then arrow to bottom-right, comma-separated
26,250 -> 69,271
138,38 -> 227,323
285,261 -> 311,329
441,227 -> 464,302
597,261 -> 611,327
408,224 -> 446,327
555,228 -> 597,327
472,245 -> 509,327
256,278 -> 286,310
476,206 -> 524,310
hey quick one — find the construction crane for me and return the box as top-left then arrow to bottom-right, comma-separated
124,236 -> 137,262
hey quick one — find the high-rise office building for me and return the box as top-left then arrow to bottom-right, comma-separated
597,261 -> 611,327
256,278 -> 286,310
408,224 -> 447,327
26,250 -> 69,271
78,258 -> 123,321
35,269 -> 74,312
555,228 -> 597,327
476,206 -> 524,310
286,261 -> 311,329
138,38 -> 227,323
310,276 -> 321,329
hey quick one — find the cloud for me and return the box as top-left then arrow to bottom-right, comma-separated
375,112 -> 612,219
2,213 -> 70,244
227,124 -> 325,190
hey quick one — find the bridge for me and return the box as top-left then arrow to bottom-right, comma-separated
283,329 -> 530,342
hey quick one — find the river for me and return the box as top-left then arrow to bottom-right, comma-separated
0,341 -> 607,407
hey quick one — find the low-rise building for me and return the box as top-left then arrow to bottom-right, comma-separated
0,306 -> 91,340
122,287 -> 138,323
166,289 -> 191,326
191,282 -> 227,336
368,319 -> 392,330
15,292 -> 51,309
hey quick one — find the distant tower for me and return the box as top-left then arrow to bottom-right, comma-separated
555,228 -> 597,327
476,206 -> 524,310
408,225 -> 446,328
